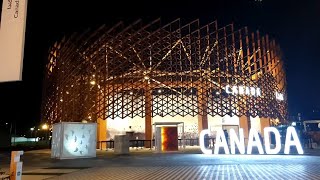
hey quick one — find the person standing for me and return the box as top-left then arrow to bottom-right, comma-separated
223,129 -> 229,145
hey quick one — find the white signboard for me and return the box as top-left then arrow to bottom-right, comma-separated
200,126 -> 303,155
0,0 -> 28,82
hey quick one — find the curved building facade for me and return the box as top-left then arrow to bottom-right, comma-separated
42,19 -> 287,142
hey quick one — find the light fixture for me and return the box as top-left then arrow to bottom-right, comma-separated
42,124 -> 48,130
60,99 -> 63,102
129,91 -> 133,95
30,127 -> 34,131
158,89 -> 162,93
216,91 -> 220,95
144,76 -> 150,80
90,80 -> 96,85
66,91 -> 69,94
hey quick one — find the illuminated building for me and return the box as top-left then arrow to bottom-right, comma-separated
41,19 -> 287,144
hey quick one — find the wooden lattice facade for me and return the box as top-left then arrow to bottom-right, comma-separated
41,19 -> 287,127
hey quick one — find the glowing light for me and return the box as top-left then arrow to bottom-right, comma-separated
214,129 -> 229,154
30,127 -> 34,131
256,88 -> 261,96
66,91 -> 69,94
291,122 -> 296,126
144,76 -> 150,80
238,86 -> 244,95
264,127 -> 281,154
215,91 -> 220,95
230,128 -> 245,154
88,116 -> 92,120
275,92 -> 284,101
225,85 -> 232,94
60,99 -> 63,102
161,127 -> 165,151
129,91 -> 133,95
158,89 -> 162,93
42,124 -> 48,130
284,126 -> 304,154
199,129 -> 212,155
90,80 -> 96,85
247,128 -> 264,154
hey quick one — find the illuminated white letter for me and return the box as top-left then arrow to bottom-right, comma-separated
247,129 -> 264,154
264,127 -> 281,154
238,86 -> 244,95
230,128 -> 245,154
256,88 -> 261,97
232,86 -> 238,95
214,129 -> 230,154
226,85 -> 232,94
199,129 -> 212,155
250,87 -> 256,96
275,92 -> 284,101
284,126 -> 304,154
245,87 -> 250,95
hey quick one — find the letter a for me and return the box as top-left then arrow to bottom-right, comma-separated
264,127 -> 281,154
230,128 -> 245,154
284,126 -> 304,154
247,129 -> 264,154
214,129 -> 230,154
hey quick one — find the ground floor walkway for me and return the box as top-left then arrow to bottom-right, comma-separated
1,147 -> 320,179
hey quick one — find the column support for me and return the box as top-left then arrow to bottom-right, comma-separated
97,118 -> 107,150
239,115 -> 250,145
197,88 -> 208,135
145,84 -> 152,148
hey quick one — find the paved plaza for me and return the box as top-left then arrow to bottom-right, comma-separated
1,147 -> 320,179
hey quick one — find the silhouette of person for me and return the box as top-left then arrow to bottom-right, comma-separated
223,129 -> 229,145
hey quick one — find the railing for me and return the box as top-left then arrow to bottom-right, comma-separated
179,138 -> 215,148
98,140 -> 155,150
98,141 -> 115,150
98,138 -> 215,150
129,140 -> 155,150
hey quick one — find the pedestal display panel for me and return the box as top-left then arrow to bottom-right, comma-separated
51,122 -> 97,159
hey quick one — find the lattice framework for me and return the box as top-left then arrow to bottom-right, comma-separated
42,19 -> 287,124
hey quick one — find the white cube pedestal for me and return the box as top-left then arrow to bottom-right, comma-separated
51,122 -> 97,159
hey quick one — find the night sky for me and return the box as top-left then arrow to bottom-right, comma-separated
0,0 -> 320,134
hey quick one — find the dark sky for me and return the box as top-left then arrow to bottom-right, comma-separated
0,0 -> 320,134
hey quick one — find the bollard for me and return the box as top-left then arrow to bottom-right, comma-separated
10,151 -> 23,180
